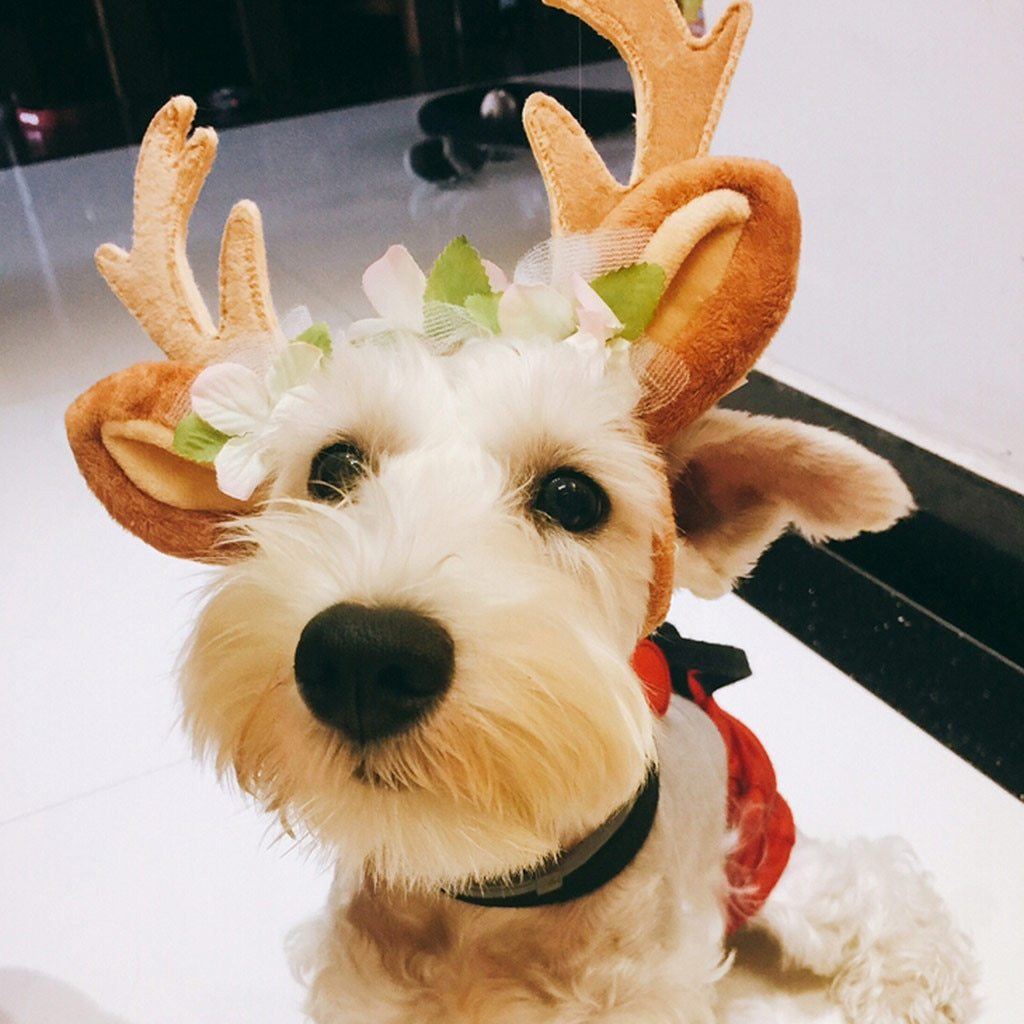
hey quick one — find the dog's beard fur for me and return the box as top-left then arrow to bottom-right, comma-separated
181,339 -> 669,891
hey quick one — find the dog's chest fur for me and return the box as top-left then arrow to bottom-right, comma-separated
297,699 -> 729,1023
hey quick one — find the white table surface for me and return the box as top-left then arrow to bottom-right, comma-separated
1,63 -> 1021,1023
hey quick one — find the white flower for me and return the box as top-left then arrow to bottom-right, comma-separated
497,283 -> 576,341
569,274 -> 621,344
348,245 -> 426,339
190,342 -> 325,500
279,305 -> 315,341
491,272 -> 622,352
481,259 -> 509,291
554,275 -> 624,364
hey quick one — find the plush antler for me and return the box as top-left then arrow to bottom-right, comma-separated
525,0 -> 750,234
524,0 -> 800,444
95,96 -> 279,362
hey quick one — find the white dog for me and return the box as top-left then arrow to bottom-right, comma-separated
64,1 -> 978,1020
172,338 -> 975,1024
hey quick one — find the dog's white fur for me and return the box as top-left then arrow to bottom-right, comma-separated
181,336 -> 976,1022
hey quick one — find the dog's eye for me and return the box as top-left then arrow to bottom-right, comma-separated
308,442 -> 367,502
533,468 -> 610,534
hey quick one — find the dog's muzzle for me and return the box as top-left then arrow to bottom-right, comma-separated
294,602 -> 455,745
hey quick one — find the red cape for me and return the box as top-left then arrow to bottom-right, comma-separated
632,637 -> 795,933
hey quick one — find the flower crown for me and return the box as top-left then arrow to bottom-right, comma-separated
172,235 -> 667,501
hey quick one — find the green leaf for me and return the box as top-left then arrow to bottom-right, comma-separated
464,292 -> 501,334
589,263 -> 667,341
424,236 -> 492,306
293,322 -> 332,355
173,413 -> 230,464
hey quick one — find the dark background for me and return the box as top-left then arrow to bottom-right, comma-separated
0,0 -> 616,165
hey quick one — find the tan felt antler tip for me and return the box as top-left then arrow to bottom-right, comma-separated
697,3 -> 753,65
523,92 -> 625,235
147,96 -> 215,173
690,2 -> 752,156
223,198 -> 261,233
180,126 -> 218,176
159,95 -> 199,133
95,241 -> 129,278
715,1 -> 753,36
218,199 -> 279,340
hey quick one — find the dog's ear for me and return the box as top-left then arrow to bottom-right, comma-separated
667,408 -> 914,597
66,361 -> 253,561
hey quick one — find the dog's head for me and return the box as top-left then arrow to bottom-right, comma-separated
66,1 -> 911,890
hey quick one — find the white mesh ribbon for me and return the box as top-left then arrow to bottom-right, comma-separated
514,229 -> 693,421
422,301 -> 487,355
514,228 -> 653,288
168,308 -> 310,425
630,340 -> 692,419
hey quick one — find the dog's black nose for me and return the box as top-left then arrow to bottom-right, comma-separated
294,603 -> 455,744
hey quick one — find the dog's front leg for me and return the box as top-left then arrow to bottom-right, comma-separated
749,832 -> 978,1024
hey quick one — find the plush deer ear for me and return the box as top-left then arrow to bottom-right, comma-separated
525,0 -> 801,444
667,409 -> 914,598
66,362 -> 252,561
617,159 -> 799,443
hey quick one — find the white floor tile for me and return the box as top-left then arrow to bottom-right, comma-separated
0,762 -> 329,1024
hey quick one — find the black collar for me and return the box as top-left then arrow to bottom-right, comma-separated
452,768 -> 660,909
449,626 -> 751,910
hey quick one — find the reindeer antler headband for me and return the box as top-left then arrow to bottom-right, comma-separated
66,0 -> 799,560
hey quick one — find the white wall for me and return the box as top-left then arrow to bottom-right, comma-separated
709,0 -> 1024,490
